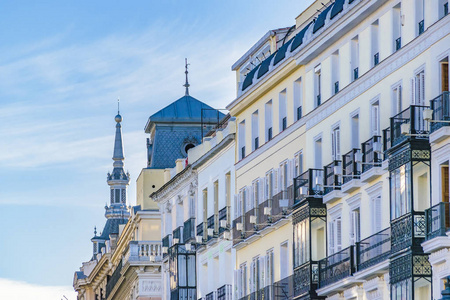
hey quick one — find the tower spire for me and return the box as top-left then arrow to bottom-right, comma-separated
183,58 -> 190,96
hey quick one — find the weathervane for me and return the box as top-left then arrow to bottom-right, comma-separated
117,97 -> 120,114
184,58 -> 190,96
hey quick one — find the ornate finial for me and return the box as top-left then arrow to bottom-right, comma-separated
115,98 -> 122,123
183,58 -> 190,96
94,226 -> 97,236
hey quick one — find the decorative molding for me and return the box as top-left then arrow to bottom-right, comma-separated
139,279 -> 162,295
327,203 -> 343,219
365,181 -> 383,197
346,193 -> 362,210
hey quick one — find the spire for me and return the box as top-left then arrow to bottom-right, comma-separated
183,58 -> 190,96
113,98 -> 124,163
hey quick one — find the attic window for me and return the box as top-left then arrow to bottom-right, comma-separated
182,143 -> 196,156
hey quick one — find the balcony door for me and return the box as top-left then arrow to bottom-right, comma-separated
441,59 -> 449,93
442,166 -> 449,228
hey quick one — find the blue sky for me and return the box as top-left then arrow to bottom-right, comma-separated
0,0 -> 313,298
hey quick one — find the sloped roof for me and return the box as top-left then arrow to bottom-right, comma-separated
93,218 -> 128,241
145,95 -> 225,132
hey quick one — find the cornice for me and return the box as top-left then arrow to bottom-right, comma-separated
151,167 -> 197,203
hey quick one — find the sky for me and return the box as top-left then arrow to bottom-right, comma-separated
0,1 -> 314,299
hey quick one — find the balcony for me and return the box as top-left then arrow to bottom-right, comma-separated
218,206 -> 229,234
197,223 -> 204,241
382,128 -> 391,162
205,291 -> 217,300
429,92 -> 450,143
356,228 -> 390,272
426,202 -> 450,240
171,288 -> 196,300
271,185 -> 294,222
244,208 -> 257,239
239,276 -> 293,300
390,105 -> 429,149
293,261 -> 319,298
341,149 -> 362,193
207,215 -> 217,240
126,241 -> 162,263
294,169 -> 324,205
323,160 -> 343,203
183,218 -> 196,243
391,212 -> 426,254
217,284 -> 232,300
232,216 -> 243,244
319,246 -> 355,289
173,226 -> 183,244
360,135 -> 383,182
162,234 -> 171,259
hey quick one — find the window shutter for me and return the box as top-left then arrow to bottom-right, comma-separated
411,77 -> 416,104
336,218 -> 342,252
331,130 -> 336,160
269,251 -> 274,284
442,63 -> 449,92
419,71 -> 425,105
372,105 -> 379,136
234,194 -> 239,218
249,261 -> 254,292
336,128 -> 341,158
259,178 -> 264,204
350,212 -> 355,245
265,174 -> 269,201
235,269 -> 241,298
374,196 -> 382,233
329,222 -> 335,254
274,169 -> 279,194
288,159 -> 294,185
355,210 -> 361,242
259,256 -> 265,288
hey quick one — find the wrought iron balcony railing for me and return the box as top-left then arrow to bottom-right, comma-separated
294,169 -> 324,204
258,198 -> 271,231
390,105 -> 429,148
271,185 -> 294,221
197,223 -> 204,240
244,208 -> 257,239
205,291 -> 217,300
293,261 -> 319,298
218,206 -> 228,234
217,284 -> 232,300
356,227 -> 390,271
382,128 -> 391,160
391,212 -> 426,253
173,226 -> 183,244
342,149 -> 361,184
232,216 -> 243,244
319,246 -> 355,288
183,217 -> 196,243
171,288 -> 196,300
361,135 -> 382,172
426,202 -> 450,240
239,275 -> 293,300
324,160 -> 342,194
430,92 -> 450,133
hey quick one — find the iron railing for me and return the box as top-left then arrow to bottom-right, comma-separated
207,215 -> 216,240
162,234 -> 171,258
217,284 -> 232,300
244,207 -> 256,239
173,226 -> 183,244
197,223 -> 204,240
361,135 -> 382,172
391,212 -> 426,253
171,288 -> 196,300
356,227 -> 391,271
430,92 -> 450,133
206,291 -> 217,300
324,160 -> 342,194
293,261 -> 319,298
271,185 -> 294,221
426,202 -> 450,240
183,218 -> 196,243
232,216 -> 243,244
319,246 -> 355,288
294,169 -> 324,204
258,198 -> 271,231
238,275 -> 293,300
382,128 -> 391,160
342,149 -> 361,184
218,207 -> 228,234
390,105 -> 429,148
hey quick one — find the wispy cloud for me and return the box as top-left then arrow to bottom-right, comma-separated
0,278 -> 76,300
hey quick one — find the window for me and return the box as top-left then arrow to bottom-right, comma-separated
279,89 -> 287,132
440,0 -> 449,18
250,257 -> 260,293
225,173 -> 231,224
252,111 -> 259,151
252,180 -> 260,209
371,20 -> 380,66
440,57 -> 449,93
371,101 -> 380,136
415,0 -> 424,36
332,51 -> 340,95
315,138 -> 323,169
329,217 -> 342,254
411,70 -> 425,105
239,120 -> 246,160
280,242 -> 289,279
214,181 -> 219,233
294,77 -> 303,121
202,189 -> 208,236
351,114 -> 359,149
237,263 -> 247,298
351,36 -> 359,81
294,151 -> 304,177
371,195 -> 382,234
350,208 -> 361,244
392,84 -> 402,116
265,250 -> 274,287
314,65 -> 322,107
280,161 -> 288,192
393,4 -> 402,51
294,217 -> 310,268
331,126 -> 341,161
265,100 -> 273,142
390,164 -> 411,220
115,188 -> 121,203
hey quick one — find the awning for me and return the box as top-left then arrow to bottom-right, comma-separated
290,22 -> 312,52
313,4 -> 333,33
